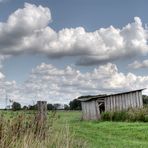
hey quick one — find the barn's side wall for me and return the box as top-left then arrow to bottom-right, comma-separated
105,90 -> 143,112
81,101 -> 100,120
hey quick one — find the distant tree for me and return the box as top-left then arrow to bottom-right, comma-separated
28,104 -> 37,110
12,102 -> 21,111
53,103 -> 61,110
69,99 -> 81,110
47,104 -> 54,110
22,105 -> 28,110
64,104 -> 69,110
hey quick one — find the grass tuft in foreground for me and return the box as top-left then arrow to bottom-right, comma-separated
0,111 -> 87,148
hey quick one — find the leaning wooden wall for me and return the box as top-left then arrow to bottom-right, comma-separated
81,101 -> 100,120
105,90 -> 143,112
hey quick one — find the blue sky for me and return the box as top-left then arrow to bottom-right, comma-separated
0,0 -> 148,107
1,0 -> 148,80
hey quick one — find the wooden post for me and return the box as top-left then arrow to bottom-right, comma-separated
37,101 -> 47,123
34,101 -> 47,138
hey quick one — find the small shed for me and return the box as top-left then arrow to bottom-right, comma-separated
78,89 -> 145,120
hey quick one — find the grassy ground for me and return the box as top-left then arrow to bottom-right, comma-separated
56,111 -> 148,148
1,110 -> 148,148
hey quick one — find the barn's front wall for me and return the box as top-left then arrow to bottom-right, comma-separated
105,90 -> 143,112
81,100 -> 100,120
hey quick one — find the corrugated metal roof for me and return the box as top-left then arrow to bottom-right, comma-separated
78,88 -> 146,102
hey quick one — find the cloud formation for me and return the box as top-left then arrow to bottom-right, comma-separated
20,62 -> 148,104
128,60 -> 148,69
0,61 -> 148,107
0,3 -> 148,65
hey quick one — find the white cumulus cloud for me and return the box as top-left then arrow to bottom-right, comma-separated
128,60 -> 148,69
20,62 -> 148,104
0,3 -> 147,65
0,62 -> 148,106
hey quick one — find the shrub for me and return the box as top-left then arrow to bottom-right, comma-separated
101,112 -> 113,121
126,108 -> 147,122
101,107 -> 148,122
112,110 -> 127,121
144,115 -> 148,122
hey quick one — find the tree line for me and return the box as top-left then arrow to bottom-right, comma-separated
9,95 -> 148,111
10,99 -> 81,111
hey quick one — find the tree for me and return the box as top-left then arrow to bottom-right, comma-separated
22,105 -> 28,110
69,99 -> 81,110
12,102 -> 21,111
47,103 -> 54,110
28,104 -> 37,110
53,103 -> 61,110
64,104 -> 69,110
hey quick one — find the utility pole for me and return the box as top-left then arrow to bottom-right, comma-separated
5,93 -> 8,109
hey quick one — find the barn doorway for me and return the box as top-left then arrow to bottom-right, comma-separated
97,99 -> 105,113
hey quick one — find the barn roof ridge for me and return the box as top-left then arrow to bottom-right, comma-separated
78,88 -> 146,102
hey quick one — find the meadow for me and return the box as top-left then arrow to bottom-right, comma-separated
1,110 -> 148,148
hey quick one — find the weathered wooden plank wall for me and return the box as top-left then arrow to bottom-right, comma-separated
136,91 -> 139,107
81,101 -> 100,120
139,91 -> 143,107
105,90 -> 143,112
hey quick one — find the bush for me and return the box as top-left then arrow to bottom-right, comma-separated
126,108 -> 147,122
101,112 -> 113,121
112,110 -> 127,121
101,107 -> 148,122
144,115 -> 148,122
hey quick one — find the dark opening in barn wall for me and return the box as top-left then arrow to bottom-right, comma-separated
98,102 -> 105,113
97,100 -> 105,113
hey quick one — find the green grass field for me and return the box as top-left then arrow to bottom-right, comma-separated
56,111 -> 148,148
1,110 -> 148,148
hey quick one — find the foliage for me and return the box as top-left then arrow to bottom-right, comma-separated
28,104 -> 37,110
1,111 -> 148,147
12,102 -> 21,111
0,111 -> 87,148
69,99 -> 81,110
101,107 -> 148,122
143,95 -> 148,104
22,106 -> 28,110
53,103 -> 61,110
144,115 -> 148,122
64,104 -> 69,110
47,103 -> 54,110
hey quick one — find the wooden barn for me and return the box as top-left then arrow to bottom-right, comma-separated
78,89 -> 144,120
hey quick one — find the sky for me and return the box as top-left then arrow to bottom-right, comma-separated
0,0 -> 148,108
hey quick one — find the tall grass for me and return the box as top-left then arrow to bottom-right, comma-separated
101,107 -> 148,122
0,111 -> 87,148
